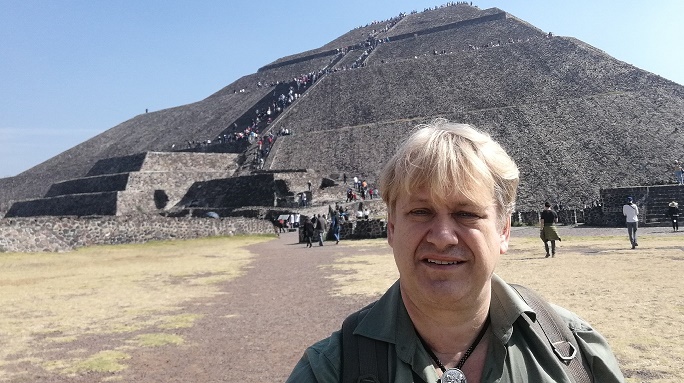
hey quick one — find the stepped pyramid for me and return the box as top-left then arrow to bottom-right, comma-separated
2,3 -> 684,217
6,152 -> 238,217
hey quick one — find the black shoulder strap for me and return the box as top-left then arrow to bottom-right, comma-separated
510,284 -> 593,383
341,302 -> 389,383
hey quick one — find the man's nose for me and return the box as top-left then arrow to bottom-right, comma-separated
425,215 -> 459,250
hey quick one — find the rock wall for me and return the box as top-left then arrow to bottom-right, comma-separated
352,219 -> 388,239
6,193 -> 120,217
297,218 -> 387,242
86,153 -> 148,176
0,216 -> 273,253
46,173 -> 131,197
174,170 -> 329,210
509,185 -> 684,227
585,184 -> 684,226
137,152 -> 239,173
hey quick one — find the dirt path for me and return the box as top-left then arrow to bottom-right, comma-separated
118,232 -> 372,383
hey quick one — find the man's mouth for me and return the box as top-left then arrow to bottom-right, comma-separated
426,259 -> 462,265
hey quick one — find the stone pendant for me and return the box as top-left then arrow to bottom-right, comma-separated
440,368 -> 467,383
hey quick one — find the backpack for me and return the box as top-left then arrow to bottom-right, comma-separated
341,284 -> 592,383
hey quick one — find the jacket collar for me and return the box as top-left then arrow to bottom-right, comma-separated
353,274 -> 535,350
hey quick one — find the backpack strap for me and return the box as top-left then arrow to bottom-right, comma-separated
341,302 -> 389,383
510,284 -> 593,383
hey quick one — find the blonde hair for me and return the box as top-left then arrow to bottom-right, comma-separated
379,119 -> 519,224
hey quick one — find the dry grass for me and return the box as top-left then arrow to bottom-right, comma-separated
0,235 -> 271,381
323,234 -> 684,383
1,232 -> 681,383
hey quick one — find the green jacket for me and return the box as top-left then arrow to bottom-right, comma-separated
286,274 -> 625,383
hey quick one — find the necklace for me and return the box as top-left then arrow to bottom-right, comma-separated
417,316 -> 491,383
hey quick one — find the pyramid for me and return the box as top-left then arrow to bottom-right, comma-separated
2,3 -> 683,215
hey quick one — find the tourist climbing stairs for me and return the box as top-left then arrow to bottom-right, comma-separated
232,72 -> 332,175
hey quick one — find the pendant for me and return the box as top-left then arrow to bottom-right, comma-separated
441,368 -> 467,383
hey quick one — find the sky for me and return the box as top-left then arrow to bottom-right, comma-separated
1,0 -> 683,178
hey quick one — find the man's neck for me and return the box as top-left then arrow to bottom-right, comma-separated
402,286 -> 491,355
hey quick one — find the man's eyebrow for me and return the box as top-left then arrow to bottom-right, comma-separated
406,196 -> 487,210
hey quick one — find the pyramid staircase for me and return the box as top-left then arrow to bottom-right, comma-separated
639,185 -> 684,225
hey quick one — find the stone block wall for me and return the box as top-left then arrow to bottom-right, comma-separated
86,151 -> 239,177
0,216 -> 274,253
124,171 -> 234,213
174,170 -> 333,211
6,150 -> 238,217
353,219 -> 387,239
83,152 -> 238,189
299,218 -> 387,242
86,153 -> 147,176
6,193 -> 119,217
584,185 -> 684,226
46,174 -> 131,197
117,190 -> 160,215
177,174 -> 277,209
139,152 -> 239,173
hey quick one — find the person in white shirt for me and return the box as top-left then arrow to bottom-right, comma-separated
622,196 -> 639,249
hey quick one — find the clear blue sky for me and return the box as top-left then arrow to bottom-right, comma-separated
1,0 -> 682,178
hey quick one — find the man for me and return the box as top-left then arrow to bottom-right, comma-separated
539,202 -> 561,258
286,120 -> 624,382
622,196 -> 639,249
315,214 -> 326,247
331,212 -> 342,245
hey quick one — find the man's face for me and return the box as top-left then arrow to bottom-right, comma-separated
387,186 -> 511,310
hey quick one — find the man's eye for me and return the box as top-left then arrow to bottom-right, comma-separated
409,209 -> 431,216
456,211 -> 480,218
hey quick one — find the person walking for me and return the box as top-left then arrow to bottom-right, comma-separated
623,196 -> 639,249
315,214 -> 326,246
303,217 -> 315,248
331,212 -> 341,244
667,201 -> 680,232
539,202 -> 561,257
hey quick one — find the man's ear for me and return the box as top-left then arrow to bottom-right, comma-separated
499,215 -> 511,254
387,210 -> 395,248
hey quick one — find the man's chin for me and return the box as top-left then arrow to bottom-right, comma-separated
414,280 -> 473,304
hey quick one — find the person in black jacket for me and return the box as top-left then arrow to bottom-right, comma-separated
539,202 -> 561,257
667,201 -> 680,231
303,217 -> 315,248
